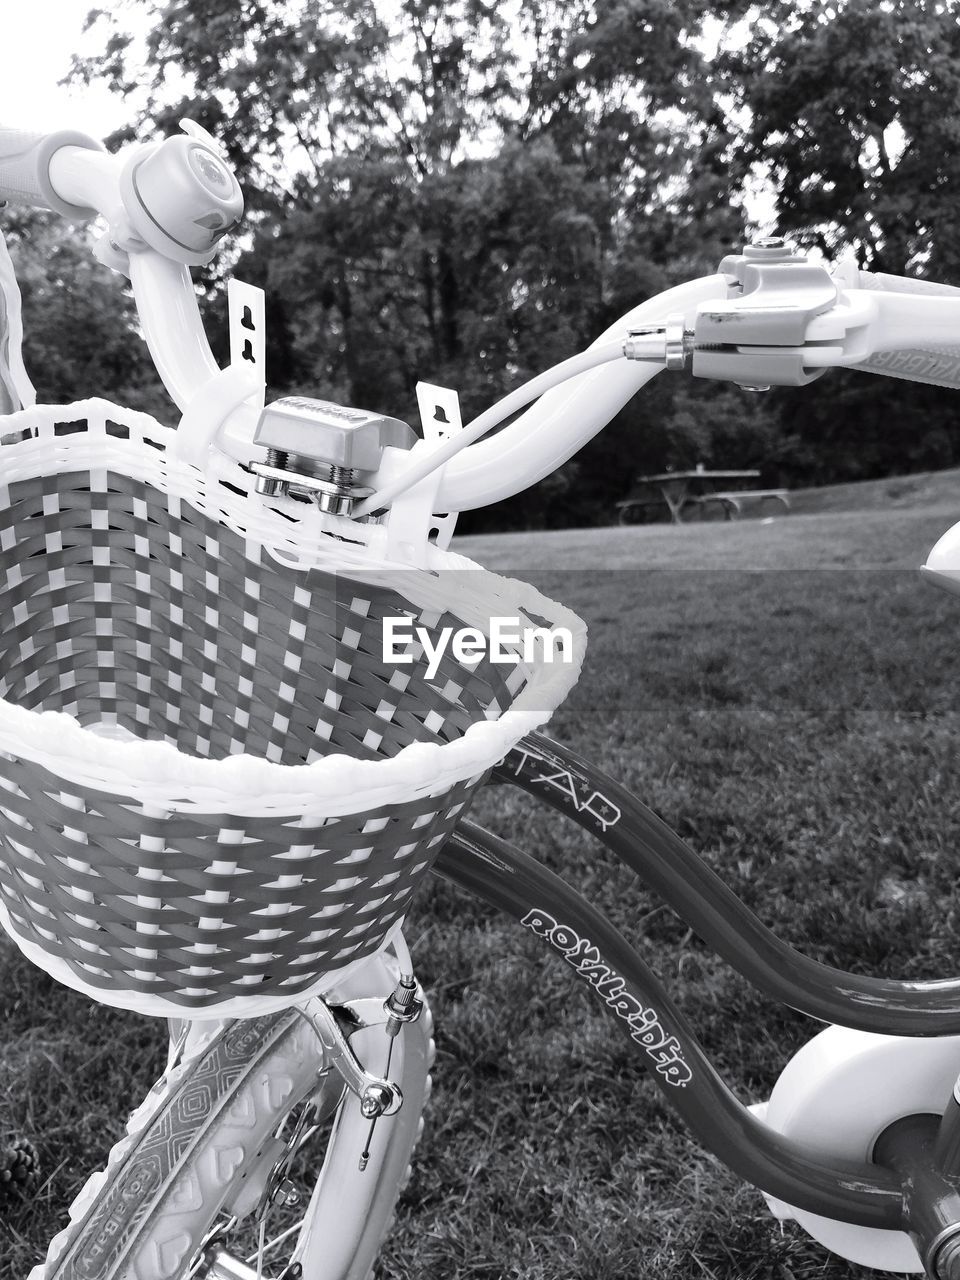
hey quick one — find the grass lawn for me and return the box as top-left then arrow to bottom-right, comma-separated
4,490 -> 960,1278
453,463 -> 960,570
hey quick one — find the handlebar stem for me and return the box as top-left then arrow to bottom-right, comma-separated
127,252 -> 220,413
48,140 -> 231,418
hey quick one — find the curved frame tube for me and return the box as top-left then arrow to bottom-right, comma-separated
493,733 -> 960,1036
435,822 -> 906,1229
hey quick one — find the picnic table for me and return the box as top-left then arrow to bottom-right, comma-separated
615,468 -> 789,525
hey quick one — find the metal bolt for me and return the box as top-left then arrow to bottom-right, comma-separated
738,384 -> 772,393
753,236 -> 786,249
360,1082 -> 394,1119
384,976 -> 424,1036
256,448 -> 290,497
312,465 -> 363,517
272,1177 -> 300,1208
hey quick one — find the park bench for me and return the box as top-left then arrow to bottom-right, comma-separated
694,488 -> 791,520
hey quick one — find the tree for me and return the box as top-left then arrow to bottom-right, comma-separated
59,0 -> 960,513
727,0 -> 960,279
724,0 -> 960,487
2,210 -> 171,419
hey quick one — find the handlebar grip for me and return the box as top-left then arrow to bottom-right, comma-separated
854,269 -> 960,390
0,128 -> 104,220
858,269 -> 960,300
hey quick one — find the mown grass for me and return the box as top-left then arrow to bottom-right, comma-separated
4,499 -> 960,1278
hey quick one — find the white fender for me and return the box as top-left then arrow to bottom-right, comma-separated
759,1025 -> 960,1271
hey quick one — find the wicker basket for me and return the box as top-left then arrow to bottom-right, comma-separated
0,400 -> 585,1017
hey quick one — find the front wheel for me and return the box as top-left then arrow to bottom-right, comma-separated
33,954 -> 433,1280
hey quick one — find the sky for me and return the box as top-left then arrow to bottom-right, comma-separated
0,4 -> 138,140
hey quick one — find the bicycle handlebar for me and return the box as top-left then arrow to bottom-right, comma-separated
357,339 -> 632,516
432,274 -> 728,512
0,122 -> 245,423
3,117 -> 960,524
0,127 -> 105,219
836,265 -> 960,391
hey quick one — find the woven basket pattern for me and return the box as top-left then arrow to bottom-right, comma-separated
0,449 -> 532,1010
0,748 -> 476,1006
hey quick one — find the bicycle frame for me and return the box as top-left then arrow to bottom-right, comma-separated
435,821 -> 905,1230
423,726 -> 960,1243
496,734 -> 960,1035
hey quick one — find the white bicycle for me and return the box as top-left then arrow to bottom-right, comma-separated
3,116 -> 960,1280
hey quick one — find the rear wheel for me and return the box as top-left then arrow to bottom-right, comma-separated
33,956 -> 433,1280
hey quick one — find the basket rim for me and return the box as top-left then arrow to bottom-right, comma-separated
0,399 -> 587,815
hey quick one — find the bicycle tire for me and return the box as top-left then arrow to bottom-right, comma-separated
31,977 -> 433,1280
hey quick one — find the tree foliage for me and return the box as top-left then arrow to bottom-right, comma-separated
724,0 -> 960,486
3,210 -> 171,418
727,0 -> 960,277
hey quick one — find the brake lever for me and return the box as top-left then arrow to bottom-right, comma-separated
623,237 -> 960,392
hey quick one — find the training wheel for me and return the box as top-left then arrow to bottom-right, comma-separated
757,1025 -> 960,1272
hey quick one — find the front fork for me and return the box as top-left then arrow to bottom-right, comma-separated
281,947 -> 435,1280
182,940 -> 432,1280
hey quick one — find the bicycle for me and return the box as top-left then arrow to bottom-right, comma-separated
1,115 -> 960,1280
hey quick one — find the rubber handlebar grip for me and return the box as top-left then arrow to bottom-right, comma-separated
859,269 -> 960,300
855,269 -> 960,390
0,128 -> 104,219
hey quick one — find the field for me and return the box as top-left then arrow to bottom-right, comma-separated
4,481 -> 960,1278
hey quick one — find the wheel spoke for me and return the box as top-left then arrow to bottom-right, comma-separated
255,1218 -> 267,1279
244,1220 -> 302,1264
